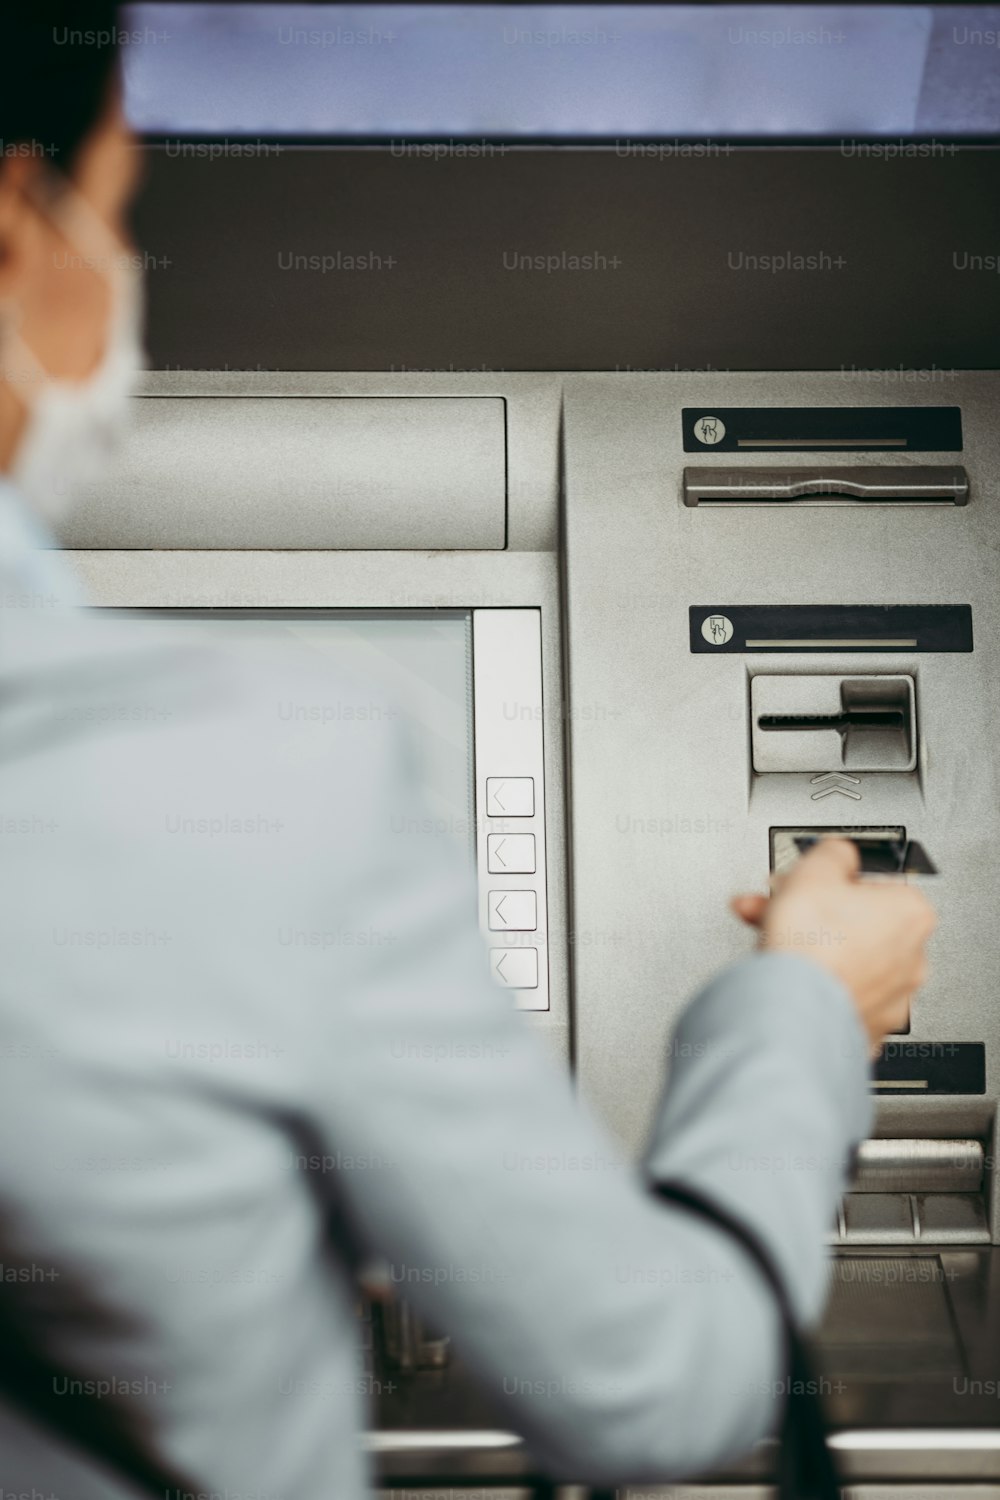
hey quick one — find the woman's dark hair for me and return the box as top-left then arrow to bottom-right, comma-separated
3,4 -> 122,173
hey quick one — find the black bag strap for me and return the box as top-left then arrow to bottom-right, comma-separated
622,1179 -> 840,1500
0,1179 -> 838,1500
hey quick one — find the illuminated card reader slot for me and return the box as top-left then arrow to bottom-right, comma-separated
752,675 -> 916,773
683,465 -> 970,507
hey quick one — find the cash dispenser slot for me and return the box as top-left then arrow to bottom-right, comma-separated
683,464 -> 970,506
835,1140 -> 990,1245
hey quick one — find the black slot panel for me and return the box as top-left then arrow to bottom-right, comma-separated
874,1042 -> 985,1096
690,604 -> 973,654
682,407 -> 963,453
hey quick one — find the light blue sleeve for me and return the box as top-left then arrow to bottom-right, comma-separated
296,719 -> 874,1487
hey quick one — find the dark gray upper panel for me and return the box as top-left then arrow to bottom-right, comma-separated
131,147 -> 1000,374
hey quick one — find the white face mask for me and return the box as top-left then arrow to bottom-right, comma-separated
1,175 -> 145,526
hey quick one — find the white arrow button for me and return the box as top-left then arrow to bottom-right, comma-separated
487,834 -> 536,874
490,948 -> 539,989
488,891 -> 537,931
486,778 -> 534,817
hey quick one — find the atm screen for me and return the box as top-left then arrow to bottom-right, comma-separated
156,610 -> 476,864
119,3 -> 997,140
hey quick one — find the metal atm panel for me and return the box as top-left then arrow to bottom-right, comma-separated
61,394 -> 507,551
562,369 -> 1000,1459
562,370 -> 1000,1172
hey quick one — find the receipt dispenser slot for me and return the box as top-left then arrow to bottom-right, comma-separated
683,465 -> 970,506
751,675 -> 916,773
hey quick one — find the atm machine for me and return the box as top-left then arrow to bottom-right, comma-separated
64,368 -> 1000,1498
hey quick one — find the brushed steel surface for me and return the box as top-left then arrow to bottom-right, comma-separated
563,371 -> 1000,1241
841,1195 -> 917,1246
60,393 -> 508,551
60,371 -> 561,554
833,1192 -> 992,1247
821,1252 -> 962,1375
916,1193 -> 992,1244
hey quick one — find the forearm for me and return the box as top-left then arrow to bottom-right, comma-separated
645,951 -> 874,1326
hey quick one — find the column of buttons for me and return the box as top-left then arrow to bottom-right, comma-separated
486,778 -> 538,989
472,610 -> 549,1012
